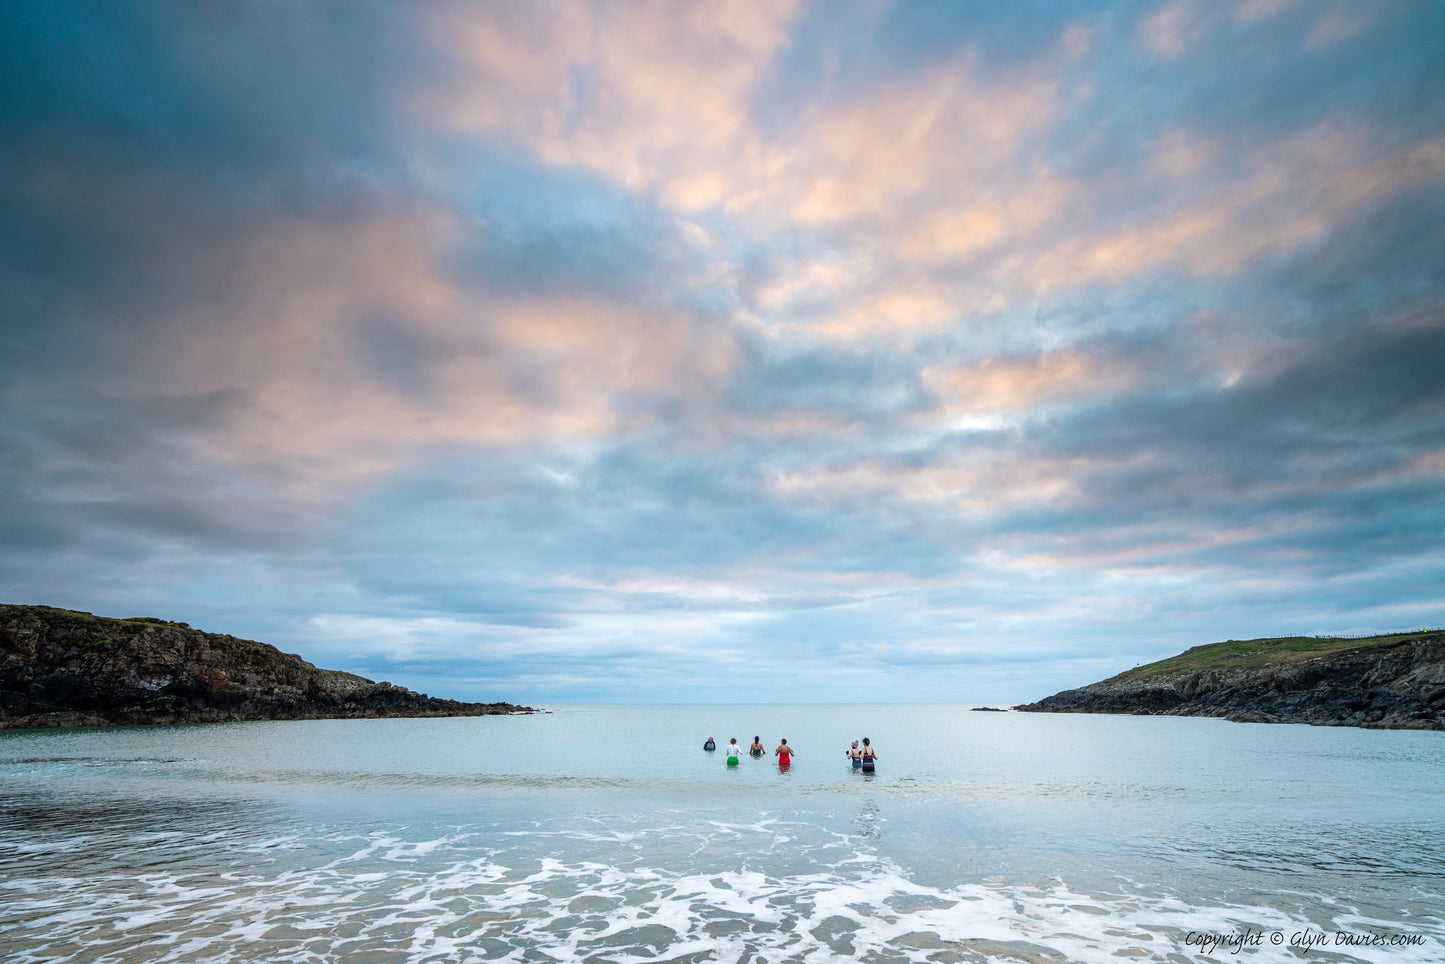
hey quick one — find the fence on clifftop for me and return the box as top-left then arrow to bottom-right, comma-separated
1311,627 -> 1442,640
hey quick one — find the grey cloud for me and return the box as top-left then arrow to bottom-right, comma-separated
1001,315 -> 1445,572
344,440 -> 825,580
0,1 -> 426,179
351,313 -> 442,399
1269,186 -> 1445,335
0,0 -> 429,350
727,338 -> 933,424
0,382 -> 311,555
445,151 -> 700,303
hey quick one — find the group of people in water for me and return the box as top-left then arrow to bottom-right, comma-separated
703,735 -> 780,765
702,735 -> 877,771
846,738 -> 878,771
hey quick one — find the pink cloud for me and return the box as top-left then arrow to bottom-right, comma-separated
129,204 -> 735,493
423,0 -> 799,209
1026,124 -> 1445,294
922,351 -> 1138,418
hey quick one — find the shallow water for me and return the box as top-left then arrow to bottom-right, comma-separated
2,705 -> 1443,962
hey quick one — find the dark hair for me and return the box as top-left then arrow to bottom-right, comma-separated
862,738 -> 870,745
753,736 -> 759,741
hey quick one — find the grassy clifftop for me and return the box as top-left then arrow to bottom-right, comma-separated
1017,629 -> 1445,730
1109,631 -> 1437,680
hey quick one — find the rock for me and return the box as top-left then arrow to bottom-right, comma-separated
0,604 -> 535,729
1014,631 -> 1445,730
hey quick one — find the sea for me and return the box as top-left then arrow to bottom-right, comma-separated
2,704 -> 1442,963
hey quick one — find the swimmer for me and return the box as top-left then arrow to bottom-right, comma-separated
860,737 -> 877,772
775,738 -> 794,767
726,738 -> 740,766
846,740 -> 862,767
749,736 -> 765,757
703,737 -> 716,751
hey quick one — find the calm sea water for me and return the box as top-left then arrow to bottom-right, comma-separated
2,705 -> 1443,963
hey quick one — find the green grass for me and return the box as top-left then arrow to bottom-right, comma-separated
1110,630 -> 1443,682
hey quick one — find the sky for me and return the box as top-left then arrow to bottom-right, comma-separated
2,0 -> 1443,705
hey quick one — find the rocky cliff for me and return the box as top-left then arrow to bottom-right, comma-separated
0,604 -> 532,728
1014,630 -> 1445,730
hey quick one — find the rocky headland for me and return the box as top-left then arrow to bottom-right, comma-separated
1014,630 -> 1445,730
1,604 -> 533,728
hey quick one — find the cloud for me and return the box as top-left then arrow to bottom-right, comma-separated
1140,2 -> 1207,59
411,0 -> 1445,354
423,0 -> 800,209
2,0 -> 1442,703
922,349 -> 1139,420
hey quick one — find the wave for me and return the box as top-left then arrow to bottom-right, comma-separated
4,817 -> 1443,964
